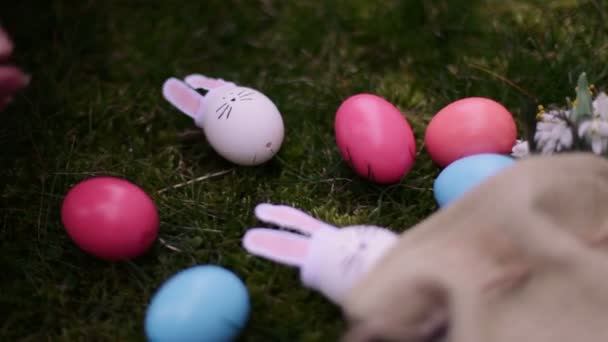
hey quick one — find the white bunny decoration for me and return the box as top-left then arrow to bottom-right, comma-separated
162,74 -> 284,166
242,203 -> 398,305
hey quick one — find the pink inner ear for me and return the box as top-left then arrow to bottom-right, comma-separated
275,211 -> 324,232
243,229 -> 309,267
204,79 -> 227,88
255,204 -> 335,235
163,79 -> 200,118
185,74 -> 227,90
250,233 -> 308,257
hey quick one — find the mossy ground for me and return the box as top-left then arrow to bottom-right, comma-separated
2,1 -> 607,340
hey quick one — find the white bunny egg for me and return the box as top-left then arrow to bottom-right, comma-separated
162,74 -> 284,166
242,203 -> 399,306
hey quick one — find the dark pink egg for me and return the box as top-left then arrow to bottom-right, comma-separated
335,94 -> 417,184
424,97 -> 517,168
61,177 -> 159,261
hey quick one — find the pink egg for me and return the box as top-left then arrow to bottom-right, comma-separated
61,177 -> 159,261
424,97 -> 517,168
335,94 -> 417,184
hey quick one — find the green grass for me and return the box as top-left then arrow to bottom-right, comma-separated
2,0 -> 608,340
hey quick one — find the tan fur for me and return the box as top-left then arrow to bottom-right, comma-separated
341,153 -> 608,341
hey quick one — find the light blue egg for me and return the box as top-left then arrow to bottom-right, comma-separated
145,265 -> 250,342
434,153 -> 515,207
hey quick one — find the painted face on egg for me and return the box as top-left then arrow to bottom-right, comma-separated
208,87 -> 258,120
201,86 -> 285,166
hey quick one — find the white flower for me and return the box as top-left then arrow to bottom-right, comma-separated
593,92 -> 608,119
578,118 -> 608,154
512,108 -> 574,157
511,140 -> 529,158
539,109 -> 570,122
534,119 -> 573,154
515,92 -> 608,156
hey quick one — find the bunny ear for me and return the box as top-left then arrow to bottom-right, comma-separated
254,203 -> 337,235
242,228 -> 309,267
162,78 -> 201,119
184,74 -> 231,91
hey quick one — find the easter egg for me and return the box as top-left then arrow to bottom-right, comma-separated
145,265 -> 250,342
433,153 -> 515,207
200,86 -> 285,166
161,77 -> 284,167
61,177 -> 159,261
424,97 -> 517,168
335,93 -> 416,184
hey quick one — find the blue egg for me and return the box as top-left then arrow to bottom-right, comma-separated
434,153 -> 515,207
145,265 -> 250,342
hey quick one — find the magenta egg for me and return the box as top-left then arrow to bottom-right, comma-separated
61,177 -> 159,261
335,94 -> 417,184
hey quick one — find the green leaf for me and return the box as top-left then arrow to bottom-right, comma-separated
572,72 -> 594,123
